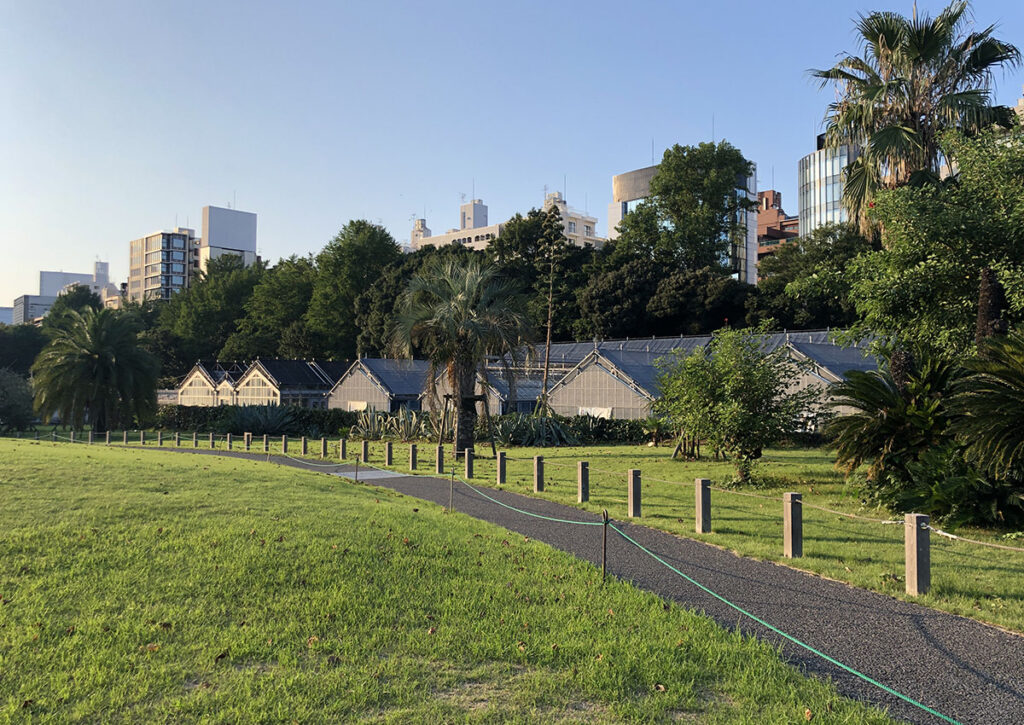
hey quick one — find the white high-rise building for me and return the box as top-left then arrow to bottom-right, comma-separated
198,205 -> 258,274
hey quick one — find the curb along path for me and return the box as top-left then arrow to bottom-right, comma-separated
150,447 -> 1024,723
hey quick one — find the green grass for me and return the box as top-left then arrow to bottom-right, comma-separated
0,439 -> 894,723
323,440 -> 1024,635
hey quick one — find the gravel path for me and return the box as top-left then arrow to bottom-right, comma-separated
147,447 -> 1024,724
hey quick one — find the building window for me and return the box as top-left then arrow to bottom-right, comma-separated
568,221 -> 577,234
584,224 -> 593,236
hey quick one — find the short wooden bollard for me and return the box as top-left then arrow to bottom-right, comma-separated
139,431 -> 144,446
209,432 -> 215,449
244,433 -> 251,451
281,435 -> 288,453
628,469 -> 642,517
409,443 -> 418,470
533,456 -> 544,492
174,432 -> 181,447
339,438 -> 346,460
361,440 -> 369,463
905,513 -> 930,596
226,433 -> 232,450
464,449 -> 474,478
157,431 -> 164,447
105,431 -> 111,445
123,430 -> 128,445
783,492 -> 802,558
70,431 -> 76,444
300,436 -> 308,455
192,432 -> 198,448
320,437 -> 327,459
695,478 -> 711,533
578,461 -> 589,503
435,446 -> 444,474
88,431 -> 94,445
51,431 -> 56,442
385,441 -> 393,466
34,431 -> 39,440
496,451 -> 506,485
262,434 -> 268,452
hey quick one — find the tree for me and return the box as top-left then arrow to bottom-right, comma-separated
845,128 -> 1024,357
42,284 -> 102,336
574,258 -> 659,340
535,204 -> 572,412
812,0 -> 1020,227
306,220 -> 402,360
32,308 -> 158,432
393,258 -> 532,457
0,324 -> 48,377
746,224 -> 877,330
0,369 -> 34,432
157,255 -> 265,377
221,255 -> 317,360
656,327 -> 820,480
647,267 -> 752,335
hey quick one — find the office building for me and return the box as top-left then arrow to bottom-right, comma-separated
10,261 -> 119,323
798,134 -> 861,235
542,191 -> 604,247
605,163 -> 759,285
199,205 -> 258,274
39,270 -> 95,297
757,190 -> 799,261
13,295 -> 57,325
0,307 -> 12,325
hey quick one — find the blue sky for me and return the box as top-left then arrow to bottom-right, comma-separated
2,0 -> 1023,305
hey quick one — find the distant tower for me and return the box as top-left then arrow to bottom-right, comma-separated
410,218 -> 432,249
459,199 -> 487,230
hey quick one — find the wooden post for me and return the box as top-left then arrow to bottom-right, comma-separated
496,451 -> 506,485
361,440 -> 369,463
281,435 -> 288,453
105,431 -> 111,445
578,461 -> 589,503
123,430 -> 128,445
244,433 -> 251,451
339,438 -> 346,460
905,513 -> 931,596
533,456 -> 544,492
209,432 -> 215,449
464,449 -> 474,478
300,436 -> 308,455
138,431 -> 144,446
175,432 -> 181,447
695,478 -> 711,533
225,433 -> 231,450
320,437 -> 327,459
783,493 -> 802,558
385,441 -> 393,466
409,443 -> 418,470
88,431 -> 94,445
628,469 -> 641,517
70,431 -> 76,444
157,431 -> 163,447
601,509 -> 609,583
192,432 -> 198,448
435,445 -> 444,474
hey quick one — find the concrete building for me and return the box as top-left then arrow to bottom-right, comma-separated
128,227 -> 198,303
39,270 -> 95,297
0,307 -> 12,325
798,134 -> 861,235
542,191 -> 604,248
606,163 -> 759,285
10,261 -> 119,322
199,205 -> 258,274
757,190 -> 799,261
12,295 -> 56,325
1015,85 -> 1024,122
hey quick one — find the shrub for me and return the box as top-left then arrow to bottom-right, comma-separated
153,405 -> 358,437
0,369 -> 34,433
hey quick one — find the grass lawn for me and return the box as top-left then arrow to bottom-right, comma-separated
0,439 -> 892,723
321,439 -> 1024,635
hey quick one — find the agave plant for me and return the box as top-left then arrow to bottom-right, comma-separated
388,407 -> 427,441
227,404 -> 299,436
350,410 -> 389,440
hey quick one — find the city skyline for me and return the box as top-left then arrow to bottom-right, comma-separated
3,0 -> 1023,305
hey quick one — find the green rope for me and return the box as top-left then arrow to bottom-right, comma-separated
456,478 -> 603,526
608,524 -> 961,725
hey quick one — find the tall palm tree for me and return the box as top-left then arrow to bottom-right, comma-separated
33,308 -> 158,432
812,0 -> 1020,227
393,258 -> 532,458
949,330 -> 1024,479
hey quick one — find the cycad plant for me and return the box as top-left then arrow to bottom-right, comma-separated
812,0 -> 1020,227
393,258 -> 532,457
32,308 -> 158,432
949,330 -> 1024,479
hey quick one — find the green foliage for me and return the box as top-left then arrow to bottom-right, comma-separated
0,324 -> 47,377
387,407 -> 428,441
393,258 -> 532,455
152,404 -> 358,437
656,327 -> 821,479
847,128 -> 1024,358
306,220 -> 402,360
747,224 -> 877,330
350,410 -> 389,440
32,308 -> 158,431
480,413 -> 578,447
220,255 -> 317,360
950,329 -> 1024,479
0,369 -> 34,432
575,258 -> 658,339
812,0 -> 1022,226
647,266 -> 751,334
560,415 -> 647,445
41,284 -> 103,337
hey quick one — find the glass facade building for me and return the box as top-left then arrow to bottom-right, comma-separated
798,135 -> 860,235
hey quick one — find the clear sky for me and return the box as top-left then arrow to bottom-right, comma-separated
2,0 -> 1023,306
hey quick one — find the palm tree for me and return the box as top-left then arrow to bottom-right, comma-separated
812,0 -> 1020,227
949,330 -> 1024,479
392,258 -> 532,458
32,308 -> 158,432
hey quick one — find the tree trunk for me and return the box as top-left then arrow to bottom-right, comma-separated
976,267 -> 1008,349
451,362 -> 477,460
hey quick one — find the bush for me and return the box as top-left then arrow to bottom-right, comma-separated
561,415 -> 647,444
153,405 -> 358,437
0,369 -> 34,433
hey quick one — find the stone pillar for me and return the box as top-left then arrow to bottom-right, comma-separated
783,493 -> 802,558
905,513 -> 931,596
695,478 -> 711,533
578,461 -> 589,503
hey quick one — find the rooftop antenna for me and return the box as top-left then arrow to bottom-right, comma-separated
472,177 -> 475,201
563,174 -> 566,199
233,190 -> 236,209
772,165 -> 775,191
712,113 -> 715,143
651,137 -> 655,165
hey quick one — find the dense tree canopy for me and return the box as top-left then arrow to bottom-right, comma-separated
42,284 -> 103,337
0,324 -> 47,377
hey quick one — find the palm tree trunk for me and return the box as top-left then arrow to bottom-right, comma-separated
451,362 -> 477,460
